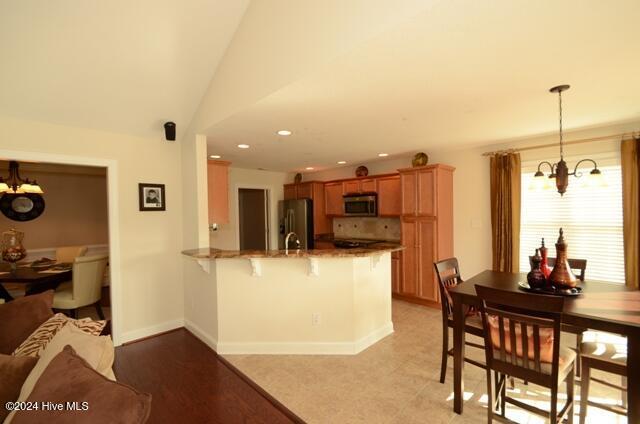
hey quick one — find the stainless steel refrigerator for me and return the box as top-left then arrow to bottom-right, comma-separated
278,199 -> 314,249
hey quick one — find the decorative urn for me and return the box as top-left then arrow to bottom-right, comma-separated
527,249 -> 547,289
549,228 -> 577,289
1,228 -> 27,270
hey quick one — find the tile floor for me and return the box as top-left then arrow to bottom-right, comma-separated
225,300 -> 627,423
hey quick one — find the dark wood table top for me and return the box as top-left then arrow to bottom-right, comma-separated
0,262 -> 72,283
449,270 -> 640,333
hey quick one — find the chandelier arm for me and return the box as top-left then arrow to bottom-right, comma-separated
570,158 -> 599,178
536,161 -> 556,175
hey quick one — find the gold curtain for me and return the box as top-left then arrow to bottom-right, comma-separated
621,138 -> 640,289
490,153 -> 521,272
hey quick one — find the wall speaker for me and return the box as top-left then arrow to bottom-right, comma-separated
164,122 -> 176,141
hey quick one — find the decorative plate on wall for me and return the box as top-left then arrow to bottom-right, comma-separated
0,193 -> 46,221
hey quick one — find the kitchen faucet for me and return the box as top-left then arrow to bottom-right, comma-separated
285,232 -> 301,254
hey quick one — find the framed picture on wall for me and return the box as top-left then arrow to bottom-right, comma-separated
138,183 -> 166,211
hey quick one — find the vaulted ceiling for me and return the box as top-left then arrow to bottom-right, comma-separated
204,0 -> 640,171
0,0 -> 249,140
2,1 -> 639,172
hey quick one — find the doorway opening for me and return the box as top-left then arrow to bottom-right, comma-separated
238,188 -> 269,250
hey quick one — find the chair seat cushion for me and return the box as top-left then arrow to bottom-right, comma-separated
494,346 -> 576,376
52,285 -> 75,310
581,331 -> 627,365
0,291 -> 54,354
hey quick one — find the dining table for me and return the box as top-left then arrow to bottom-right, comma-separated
449,270 -> 640,423
0,262 -> 72,301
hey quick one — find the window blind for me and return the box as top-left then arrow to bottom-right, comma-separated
519,159 -> 625,284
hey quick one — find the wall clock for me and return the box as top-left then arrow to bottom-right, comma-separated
0,193 -> 46,221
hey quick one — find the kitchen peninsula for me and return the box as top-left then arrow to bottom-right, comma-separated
182,243 -> 401,355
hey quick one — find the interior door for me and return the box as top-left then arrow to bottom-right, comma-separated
238,189 -> 269,250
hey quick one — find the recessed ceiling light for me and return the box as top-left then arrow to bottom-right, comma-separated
238,144 -> 250,149
277,130 -> 292,136
378,153 -> 389,157
209,155 -> 221,159
337,161 -> 346,164
305,167 -> 314,170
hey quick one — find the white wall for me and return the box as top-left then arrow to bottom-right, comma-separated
306,121 -> 639,278
0,115 -> 184,343
209,167 -> 288,250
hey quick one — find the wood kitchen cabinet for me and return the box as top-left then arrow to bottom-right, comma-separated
377,175 -> 401,216
391,251 -> 402,294
207,160 -> 231,224
343,178 -> 376,195
282,181 -> 330,235
394,164 -> 455,307
324,182 -> 344,216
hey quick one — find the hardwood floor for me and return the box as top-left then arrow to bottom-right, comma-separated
113,328 -> 303,424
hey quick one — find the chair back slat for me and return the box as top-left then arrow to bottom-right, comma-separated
509,319 -> 517,365
529,256 -> 587,281
521,322 -> 529,370
533,324 -> 542,373
434,258 -> 463,318
476,285 -> 565,385
498,315 -> 507,362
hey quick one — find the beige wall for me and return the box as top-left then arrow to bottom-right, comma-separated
306,121 -> 639,279
0,167 -> 108,250
0,115 -> 184,343
209,167 -> 288,250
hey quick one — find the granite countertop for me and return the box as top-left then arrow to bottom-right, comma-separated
182,242 -> 403,259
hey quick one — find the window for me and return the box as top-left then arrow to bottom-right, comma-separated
519,155 -> 625,283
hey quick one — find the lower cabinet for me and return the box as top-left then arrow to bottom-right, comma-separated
391,252 -> 402,294
395,218 -> 439,304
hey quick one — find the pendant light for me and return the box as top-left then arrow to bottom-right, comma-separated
532,85 -> 604,195
0,161 -> 44,194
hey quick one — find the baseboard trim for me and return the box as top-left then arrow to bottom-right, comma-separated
184,318 -> 219,352
120,319 -> 184,345
211,322 -> 394,355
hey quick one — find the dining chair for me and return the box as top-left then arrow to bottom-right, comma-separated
476,285 -> 575,423
434,258 -> 485,384
579,332 -> 627,423
55,245 -> 88,264
529,255 -> 588,377
53,254 -> 108,319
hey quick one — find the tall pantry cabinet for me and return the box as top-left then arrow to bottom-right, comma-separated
396,164 -> 455,307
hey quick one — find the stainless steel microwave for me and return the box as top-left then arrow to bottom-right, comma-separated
343,193 -> 377,216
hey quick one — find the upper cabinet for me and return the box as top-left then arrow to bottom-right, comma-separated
324,182 -> 344,216
283,181 -> 330,235
377,175 -> 401,216
343,178 -> 377,194
207,160 -> 231,224
399,165 -> 453,217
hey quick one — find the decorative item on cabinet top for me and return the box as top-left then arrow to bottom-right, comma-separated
294,173 -> 302,184
412,152 -> 429,167
355,166 -> 369,177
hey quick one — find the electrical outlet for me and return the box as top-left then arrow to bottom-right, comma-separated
311,313 -> 321,326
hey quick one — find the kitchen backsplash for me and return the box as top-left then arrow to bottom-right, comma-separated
333,217 -> 401,241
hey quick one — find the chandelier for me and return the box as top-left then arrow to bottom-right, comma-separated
532,85 -> 604,195
0,161 -> 44,194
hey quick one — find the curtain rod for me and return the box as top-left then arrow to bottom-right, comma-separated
481,131 -> 640,157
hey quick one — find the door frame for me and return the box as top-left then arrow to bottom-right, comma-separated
233,185 -> 271,250
0,149 -> 123,345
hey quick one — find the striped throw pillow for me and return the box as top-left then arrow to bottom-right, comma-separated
12,313 -> 106,357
